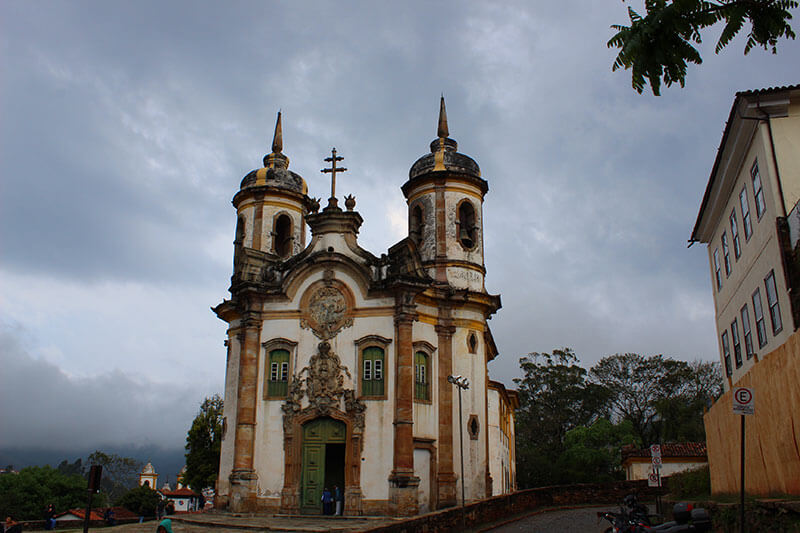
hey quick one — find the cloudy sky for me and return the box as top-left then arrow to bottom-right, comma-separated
1,1 -> 798,455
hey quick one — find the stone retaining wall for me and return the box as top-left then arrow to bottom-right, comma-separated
361,479 -> 667,533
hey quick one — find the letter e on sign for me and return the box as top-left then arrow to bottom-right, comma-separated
733,387 -> 754,415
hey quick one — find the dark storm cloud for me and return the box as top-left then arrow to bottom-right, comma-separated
1,0 -> 798,447
0,324 -> 204,450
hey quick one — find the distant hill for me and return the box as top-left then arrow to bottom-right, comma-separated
0,444 -> 185,486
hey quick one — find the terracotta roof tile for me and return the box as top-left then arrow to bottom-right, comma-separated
621,442 -> 707,460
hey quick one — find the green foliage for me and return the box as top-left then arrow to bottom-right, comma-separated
608,0 -> 798,95
589,354 -> 722,446
86,450 -> 142,504
116,485 -> 161,517
667,464 -> 711,498
184,394 -> 223,491
557,419 -> 640,483
0,465 -> 91,520
513,348 -> 611,487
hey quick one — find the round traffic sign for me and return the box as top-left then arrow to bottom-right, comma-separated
735,388 -> 752,405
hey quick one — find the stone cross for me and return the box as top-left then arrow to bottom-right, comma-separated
321,148 -> 347,207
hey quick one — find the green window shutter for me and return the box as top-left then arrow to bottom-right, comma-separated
414,351 -> 429,401
362,346 -> 384,397
268,349 -> 290,397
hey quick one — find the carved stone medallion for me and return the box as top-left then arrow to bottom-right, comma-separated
300,282 -> 354,339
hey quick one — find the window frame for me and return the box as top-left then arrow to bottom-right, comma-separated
730,210 -> 741,259
721,232 -> 731,276
764,270 -> 783,335
262,338 -> 297,400
751,161 -> 766,220
721,330 -> 732,377
456,198 -> 479,251
412,341 -> 436,404
355,335 -> 392,400
740,304 -> 754,359
730,318 -> 742,369
740,187 -> 753,240
752,288 -> 768,349
713,248 -> 722,291
272,212 -> 294,258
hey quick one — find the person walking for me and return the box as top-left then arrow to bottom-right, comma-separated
333,485 -> 343,516
321,487 -> 333,515
44,504 -> 56,530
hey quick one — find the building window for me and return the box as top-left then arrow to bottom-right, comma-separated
268,349 -> 290,397
410,204 -> 425,244
467,331 -> 479,354
751,161 -> 766,219
730,210 -> 741,259
764,270 -> 783,335
740,304 -> 754,359
740,187 -> 752,240
731,319 -> 742,368
721,330 -> 732,377
721,232 -> 731,276
273,213 -> 293,258
361,346 -> 385,397
467,414 -> 480,440
713,248 -> 722,291
457,200 -> 477,249
355,335 -> 391,400
752,288 -> 768,348
414,351 -> 430,401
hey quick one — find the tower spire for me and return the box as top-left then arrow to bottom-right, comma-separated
437,95 -> 449,139
263,110 -> 289,170
272,110 -> 283,153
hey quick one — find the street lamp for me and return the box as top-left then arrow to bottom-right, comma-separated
447,374 -> 470,508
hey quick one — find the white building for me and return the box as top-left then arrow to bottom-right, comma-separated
214,100 -> 517,516
690,84 -> 800,390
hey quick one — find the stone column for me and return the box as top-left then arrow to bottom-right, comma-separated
388,300 -> 419,516
435,314 -> 457,508
229,315 -> 260,512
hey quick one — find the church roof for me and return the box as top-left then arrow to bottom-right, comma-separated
240,111 -> 308,195
408,97 -> 482,182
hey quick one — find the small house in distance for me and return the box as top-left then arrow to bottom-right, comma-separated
621,443 -> 708,481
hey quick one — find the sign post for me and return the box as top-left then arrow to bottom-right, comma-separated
84,465 -> 102,533
650,444 -> 662,513
733,387 -> 754,533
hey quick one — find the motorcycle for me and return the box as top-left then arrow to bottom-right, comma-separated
598,497 -> 712,533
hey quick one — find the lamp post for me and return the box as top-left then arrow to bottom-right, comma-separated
447,374 -> 470,509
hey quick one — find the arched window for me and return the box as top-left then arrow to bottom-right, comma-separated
362,346 -> 385,397
457,200 -> 477,249
414,351 -> 430,401
410,204 -> 424,244
467,331 -> 478,354
273,214 -> 293,257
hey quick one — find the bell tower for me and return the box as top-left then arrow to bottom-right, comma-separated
402,97 -> 489,292
233,112 -> 311,262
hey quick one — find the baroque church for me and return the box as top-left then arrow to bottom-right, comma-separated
214,99 -> 518,516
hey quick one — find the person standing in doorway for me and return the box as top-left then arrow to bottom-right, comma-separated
333,485 -> 343,516
321,487 -> 333,515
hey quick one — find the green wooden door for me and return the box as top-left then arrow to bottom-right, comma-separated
301,418 -> 346,513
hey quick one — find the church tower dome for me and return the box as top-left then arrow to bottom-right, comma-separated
232,112 -> 312,259
402,97 -> 489,291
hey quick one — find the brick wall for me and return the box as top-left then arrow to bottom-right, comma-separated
703,329 -> 800,495
361,479 -> 667,533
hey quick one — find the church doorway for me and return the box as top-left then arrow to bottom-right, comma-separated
300,417 -> 346,514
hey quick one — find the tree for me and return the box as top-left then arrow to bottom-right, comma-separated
513,348 -> 611,487
589,354 -> 721,445
609,0 -> 798,95
556,418 -> 640,483
0,466 -> 90,520
184,394 -> 223,491
116,485 -> 161,517
86,451 -> 142,504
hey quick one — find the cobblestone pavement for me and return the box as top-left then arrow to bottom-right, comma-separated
479,504 -> 658,533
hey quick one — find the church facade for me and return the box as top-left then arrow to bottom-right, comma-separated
214,100 -> 516,516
